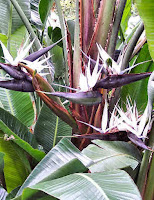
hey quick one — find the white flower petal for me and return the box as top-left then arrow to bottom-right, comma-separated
14,40 -> 34,64
0,41 -> 14,64
79,72 -> 89,91
101,99 -> 108,132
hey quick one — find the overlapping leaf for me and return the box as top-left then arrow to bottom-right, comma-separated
135,0 -> 154,60
0,108 -> 45,161
27,170 -> 141,200
0,131 -> 30,192
82,140 -> 142,172
34,104 -> 72,153
16,138 -> 91,196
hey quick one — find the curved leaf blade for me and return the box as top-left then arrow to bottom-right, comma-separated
29,170 -> 142,200
39,0 -> 53,25
0,0 -> 30,35
83,140 -> 141,172
135,0 -> 154,60
16,138 -> 92,196
0,108 -> 45,161
0,131 -> 30,192
34,104 -> 72,152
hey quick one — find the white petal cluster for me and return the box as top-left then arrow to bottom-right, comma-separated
0,40 -> 51,76
0,39 -> 34,66
79,54 -> 103,91
23,56 -> 51,76
113,99 -> 152,138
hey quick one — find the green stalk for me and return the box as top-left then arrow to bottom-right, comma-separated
121,22 -> 144,70
53,117 -> 59,147
54,0 -> 69,86
108,0 -> 127,57
10,0 -> 41,51
136,125 -> 154,198
144,153 -> 154,200
7,2 -> 13,51
72,0 -> 81,89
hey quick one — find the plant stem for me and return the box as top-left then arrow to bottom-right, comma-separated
108,0 -> 127,58
53,117 -> 59,147
144,153 -> 154,200
121,22 -> 144,71
54,0 -> 69,86
136,125 -> 154,198
10,0 -> 41,51
7,2 -> 13,51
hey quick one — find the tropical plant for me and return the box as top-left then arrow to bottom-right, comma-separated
0,0 -> 153,200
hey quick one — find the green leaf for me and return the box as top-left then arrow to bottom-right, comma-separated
0,0 -> 30,35
0,131 -> 30,192
82,140 -> 142,172
9,26 -> 27,59
0,152 -> 4,172
52,27 -> 63,47
121,0 -> 131,36
39,0 -> 53,25
6,186 -> 20,200
34,104 -> 72,152
51,44 -> 65,78
0,108 -> 45,161
21,188 -> 56,200
67,20 -> 75,45
16,138 -> 92,196
29,170 -> 142,200
135,0 -> 154,60
0,87 -> 34,127
121,43 -> 154,110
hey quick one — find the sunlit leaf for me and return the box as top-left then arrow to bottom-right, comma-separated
0,0 -> 30,35
82,140 -> 141,172
28,170 -> 142,200
16,138 -> 91,196
0,108 -> 45,161
0,131 -> 30,193
135,0 -> 154,60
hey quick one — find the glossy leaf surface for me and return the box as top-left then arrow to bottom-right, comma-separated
82,140 -> 142,172
16,138 -> 91,196
135,0 -> 154,60
29,170 -> 142,200
0,131 -> 30,192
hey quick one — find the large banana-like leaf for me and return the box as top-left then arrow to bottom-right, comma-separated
0,86 -> 34,127
0,108 -> 45,161
135,0 -> 154,60
82,140 -> 141,172
34,104 -> 72,153
0,0 -> 30,36
0,131 -> 31,193
27,170 -> 141,200
0,152 -> 4,172
16,138 -> 92,196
